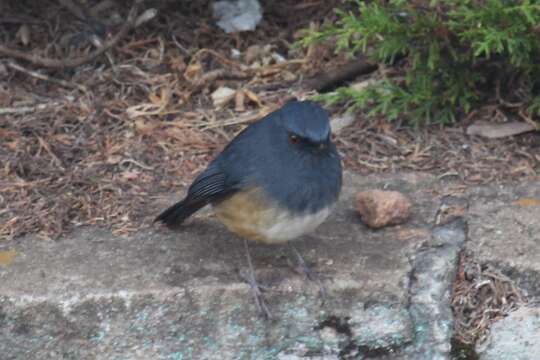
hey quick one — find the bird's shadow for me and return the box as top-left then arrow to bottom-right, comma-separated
156,218 -> 327,288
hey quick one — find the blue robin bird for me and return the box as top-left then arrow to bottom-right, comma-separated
155,100 -> 342,317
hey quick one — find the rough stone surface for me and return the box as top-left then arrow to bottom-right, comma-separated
356,190 -> 412,229
476,306 -> 540,360
402,220 -> 466,360
462,180 -> 540,360
0,172 -> 464,359
466,181 -> 540,299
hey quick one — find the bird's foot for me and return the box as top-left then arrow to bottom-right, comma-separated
288,244 -> 328,300
241,240 -> 272,319
238,268 -> 272,319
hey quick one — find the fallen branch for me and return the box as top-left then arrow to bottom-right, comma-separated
0,4 -> 143,69
7,62 -> 87,91
250,56 -> 379,93
302,55 -> 378,92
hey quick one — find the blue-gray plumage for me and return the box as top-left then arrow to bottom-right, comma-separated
155,100 -> 342,244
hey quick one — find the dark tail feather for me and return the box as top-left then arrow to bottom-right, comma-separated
154,198 -> 206,226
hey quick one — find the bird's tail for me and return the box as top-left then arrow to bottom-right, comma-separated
154,198 -> 206,227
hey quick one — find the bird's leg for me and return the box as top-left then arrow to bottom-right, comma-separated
288,243 -> 327,299
240,239 -> 272,319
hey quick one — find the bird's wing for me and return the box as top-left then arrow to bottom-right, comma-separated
154,163 -> 238,226
186,125 -> 259,203
186,164 -> 235,203
155,123 -> 258,226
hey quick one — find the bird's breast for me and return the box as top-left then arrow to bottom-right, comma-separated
212,187 -> 333,244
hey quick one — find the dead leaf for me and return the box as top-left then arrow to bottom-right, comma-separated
53,134 -> 74,145
120,171 -> 140,181
235,89 -> 246,112
211,86 -> 236,108
16,24 -> 30,46
184,63 -> 202,81
394,228 -> 430,241
4,140 -> 19,151
259,67 -> 280,77
169,56 -> 186,73
512,198 -> 540,207
244,89 -> 262,107
350,78 -> 379,92
149,93 -> 162,105
146,86 -> 172,110
134,119 -> 157,133
106,155 -> 123,165
0,250 -> 17,267
467,121 -> 536,139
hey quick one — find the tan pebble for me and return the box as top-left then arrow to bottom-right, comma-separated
356,190 -> 411,228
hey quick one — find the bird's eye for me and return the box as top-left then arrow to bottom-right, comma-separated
289,134 -> 300,144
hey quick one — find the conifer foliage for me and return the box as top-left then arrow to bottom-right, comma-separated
300,0 -> 540,125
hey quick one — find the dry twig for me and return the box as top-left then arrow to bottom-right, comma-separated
452,256 -> 526,345
0,102 -> 64,116
7,62 -> 87,91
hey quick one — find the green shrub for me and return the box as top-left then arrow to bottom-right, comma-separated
299,0 -> 540,126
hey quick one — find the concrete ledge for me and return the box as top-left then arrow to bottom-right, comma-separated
1,173 -> 467,359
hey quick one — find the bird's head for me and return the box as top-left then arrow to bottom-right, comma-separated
276,101 -> 332,154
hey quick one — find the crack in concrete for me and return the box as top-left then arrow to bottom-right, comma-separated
403,218 -> 468,360
310,215 -> 470,359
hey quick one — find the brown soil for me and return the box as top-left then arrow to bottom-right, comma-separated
1,0 -> 539,240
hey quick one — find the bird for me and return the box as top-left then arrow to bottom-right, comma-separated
155,100 -> 342,317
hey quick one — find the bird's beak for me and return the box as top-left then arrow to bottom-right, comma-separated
316,141 -> 329,153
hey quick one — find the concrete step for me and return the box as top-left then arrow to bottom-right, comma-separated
0,173 -> 474,359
